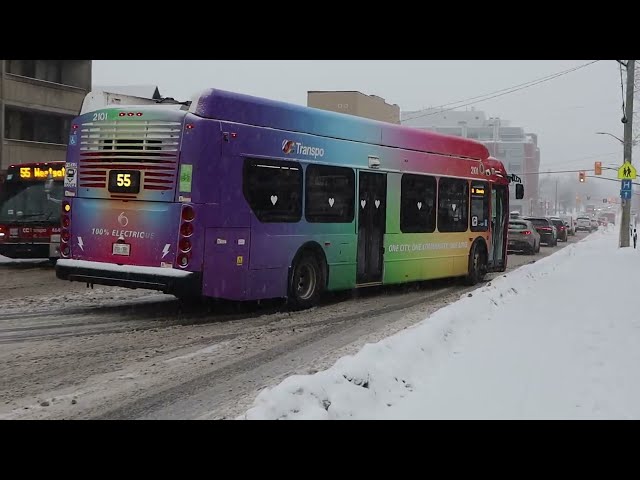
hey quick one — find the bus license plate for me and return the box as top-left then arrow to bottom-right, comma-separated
112,243 -> 131,256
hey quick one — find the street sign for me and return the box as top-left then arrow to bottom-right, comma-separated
617,161 -> 637,180
621,179 -> 633,191
621,190 -> 632,200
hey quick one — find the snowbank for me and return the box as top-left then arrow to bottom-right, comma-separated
241,226 -> 640,419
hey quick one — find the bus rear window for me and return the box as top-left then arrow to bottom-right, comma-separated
243,158 -> 302,223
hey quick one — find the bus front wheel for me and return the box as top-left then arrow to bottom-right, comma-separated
288,252 -> 325,310
464,242 -> 486,286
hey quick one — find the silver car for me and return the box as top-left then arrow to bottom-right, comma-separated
508,219 -> 541,255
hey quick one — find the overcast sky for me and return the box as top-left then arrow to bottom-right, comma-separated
93,60 -> 628,194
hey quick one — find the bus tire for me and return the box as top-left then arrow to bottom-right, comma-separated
464,241 -> 486,286
288,251 -> 325,310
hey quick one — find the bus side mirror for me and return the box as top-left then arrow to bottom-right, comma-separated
515,184 -> 524,200
44,175 -> 54,194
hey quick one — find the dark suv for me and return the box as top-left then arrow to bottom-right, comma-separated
524,217 -> 557,246
549,217 -> 568,242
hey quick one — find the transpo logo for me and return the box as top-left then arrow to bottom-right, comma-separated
282,139 -> 325,158
118,212 -> 129,227
282,140 -> 296,154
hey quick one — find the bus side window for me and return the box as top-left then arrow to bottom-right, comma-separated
437,178 -> 469,233
400,174 -> 436,233
242,158 -> 302,223
305,164 -> 355,223
470,181 -> 489,232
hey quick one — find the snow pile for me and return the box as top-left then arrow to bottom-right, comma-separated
241,227 -> 640,419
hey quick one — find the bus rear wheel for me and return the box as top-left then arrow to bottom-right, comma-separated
288,252 -> 324,310
464,242 -> 486,286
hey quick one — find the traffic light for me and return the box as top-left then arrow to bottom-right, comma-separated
595,161 -> 602,175
579,171 -> 586,182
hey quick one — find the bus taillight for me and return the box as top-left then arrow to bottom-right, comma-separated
61,245 -> 70,257
180,222 -> 193,237
61,230 -> 71,242
177,253 -> 189,268
62,201 -> 71,213
62,215 -> 71,228
179,238 -> 192,253
182,205 -> 195,222
177,205 -> 195,268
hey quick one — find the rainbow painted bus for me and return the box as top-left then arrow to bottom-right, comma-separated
55,88 -> 523,308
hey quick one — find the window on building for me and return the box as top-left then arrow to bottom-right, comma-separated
400,174 -> 436,233
4,107 -> 72,144
437,178 -> 469,232
7,60 -> 35,77
35,60 -> 62,84
243,158 -> 302,223
305,164 -> 354,223
7,60 -> 63,83
470,181 -> 490,232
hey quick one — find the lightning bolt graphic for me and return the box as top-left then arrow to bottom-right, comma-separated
77,236 -> 84,251
162,244 -> 171,258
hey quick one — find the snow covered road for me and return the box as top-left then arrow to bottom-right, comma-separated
0,234 -> 584,419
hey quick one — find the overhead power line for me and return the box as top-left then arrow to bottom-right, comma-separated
403,61 -> 600,123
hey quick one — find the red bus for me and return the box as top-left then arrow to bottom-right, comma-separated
0,162 -> 65,260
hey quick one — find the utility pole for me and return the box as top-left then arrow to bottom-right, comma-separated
620,59 -> 635,248
0,60 -> 5,172
555,178 -> 558,215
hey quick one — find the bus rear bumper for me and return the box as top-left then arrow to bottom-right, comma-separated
55,259 -> 202,296
0,243 -> 51,259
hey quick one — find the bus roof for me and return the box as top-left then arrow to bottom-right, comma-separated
189,88 -> 491,161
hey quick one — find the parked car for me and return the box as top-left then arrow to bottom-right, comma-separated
550,217 -> 568,242
509,211 -> 522,220
508,219 -> 540,255
590,218 -> 599,231
523,217 -> 558,246
576,216 -> 593,232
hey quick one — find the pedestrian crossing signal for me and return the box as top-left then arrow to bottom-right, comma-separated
579,171 -> 586,182
594,161 -> 602,175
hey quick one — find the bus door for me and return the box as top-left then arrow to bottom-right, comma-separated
357,171 -> 387,285
489,184 -> 508,268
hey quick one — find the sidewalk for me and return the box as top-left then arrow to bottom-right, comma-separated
242,226 -> 640,420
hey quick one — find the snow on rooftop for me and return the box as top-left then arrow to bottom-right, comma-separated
92,85 -> 162,100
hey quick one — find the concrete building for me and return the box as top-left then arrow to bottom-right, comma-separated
401,108 -> 541,215
0,60 -> 92,171
308,91 -> 400,124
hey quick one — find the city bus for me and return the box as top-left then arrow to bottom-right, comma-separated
55,88 -> 523,308
0,162 -> 64,260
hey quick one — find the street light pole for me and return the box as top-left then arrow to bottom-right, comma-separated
596,131 -> 627,144
620,60 -> 635,248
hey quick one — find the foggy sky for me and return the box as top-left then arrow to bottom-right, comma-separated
93,60 -> 629,197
